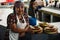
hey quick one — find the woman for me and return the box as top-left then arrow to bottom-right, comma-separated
7,1 -> 31,40
28,0 -> 38,18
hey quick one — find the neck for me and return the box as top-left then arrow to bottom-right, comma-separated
17,12 -> 23,16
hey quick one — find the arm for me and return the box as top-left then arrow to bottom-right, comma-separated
10,23 -> 24,33
7,14 -> 24,33
24,13 -> 32,32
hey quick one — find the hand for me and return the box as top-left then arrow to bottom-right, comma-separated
24,26 -> 29,32
19,32 -> 25,37
25,27 -> 32,32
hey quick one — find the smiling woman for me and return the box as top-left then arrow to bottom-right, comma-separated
7,1 -> 32,40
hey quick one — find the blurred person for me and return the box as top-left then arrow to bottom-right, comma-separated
28,0 -> 44,22
28,0 -> 44,18
40,0 -> 44,7
28,0 -> 38,26
28,0 -> 43,34
7,1 -> 32,40
45,0 -> 48,6
28,0 -> 38,18
47,1 -> 55,7
54,0 -> 58,7
36,0 -> 44,7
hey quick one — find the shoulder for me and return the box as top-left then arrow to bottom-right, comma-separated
7,13 -> 16,19
7,13 -> 17,24
8,13 -> 15,17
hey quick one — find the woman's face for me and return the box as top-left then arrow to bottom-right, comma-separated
33,1 -> 37,9
15,3 -> 24,15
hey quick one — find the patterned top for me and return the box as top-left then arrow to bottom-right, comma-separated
7,13 -> 29,29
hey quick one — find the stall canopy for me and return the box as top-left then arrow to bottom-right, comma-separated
6,0 -> 14,2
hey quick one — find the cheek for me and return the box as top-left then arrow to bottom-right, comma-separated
15,8 -> 19,12
22,8 -> 24,11
20,8 -> 24,11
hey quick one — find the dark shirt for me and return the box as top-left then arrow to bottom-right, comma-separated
28,7 -> 35,18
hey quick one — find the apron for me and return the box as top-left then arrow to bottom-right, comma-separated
9,15 -> 27,40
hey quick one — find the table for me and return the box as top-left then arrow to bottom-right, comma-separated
39,7 -> 60,22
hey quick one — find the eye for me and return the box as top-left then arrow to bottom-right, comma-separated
20,5 -> 24,8
16,8 -> 19,10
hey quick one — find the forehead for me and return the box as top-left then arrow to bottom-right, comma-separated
33,1 -> 37,5
20,2 -> 24,6
15,2 -> 24,8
